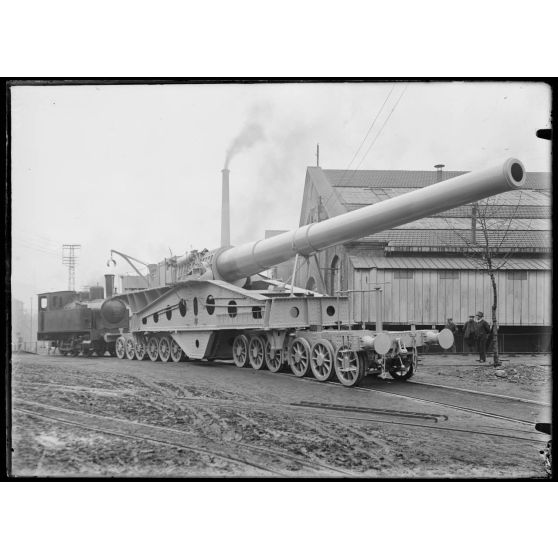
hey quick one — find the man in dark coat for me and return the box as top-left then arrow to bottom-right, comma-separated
463,315 -> 477,353
475,311 -> 491,362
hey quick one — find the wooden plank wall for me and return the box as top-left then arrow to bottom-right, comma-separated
352,268 -> 551,326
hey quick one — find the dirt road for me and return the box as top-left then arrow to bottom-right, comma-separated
9,353 -> 551,477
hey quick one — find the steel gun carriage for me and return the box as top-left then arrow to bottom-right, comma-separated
106,158 -> 525,386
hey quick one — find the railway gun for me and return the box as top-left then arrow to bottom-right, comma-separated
99,159 -> 525,385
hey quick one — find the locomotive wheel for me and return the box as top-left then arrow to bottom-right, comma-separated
248,336 -> 268,370
158,336 -> 172,362
334,346 -> 365,387
310,340 -> 335,382
170,339 -> 183,363
115,336 -> 127,359
387,354 -> 415,381
232,334 -> 250,368
125,337 -> 136,360
288,337 -> 311,377
264,339 -> 283,373
147,335 -> 160,361
135,338 -> 147,360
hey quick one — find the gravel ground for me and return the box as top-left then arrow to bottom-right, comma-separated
9,353 -> 552,478
417,354 -> 552,402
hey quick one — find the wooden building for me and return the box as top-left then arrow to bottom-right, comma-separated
277,166 -> 552,351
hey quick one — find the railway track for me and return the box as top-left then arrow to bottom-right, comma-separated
410,380 -> 550,406
12,358 -> 549,463
14,380 -> 545,447
13,398 -> 355,477
293,374 -> 549,433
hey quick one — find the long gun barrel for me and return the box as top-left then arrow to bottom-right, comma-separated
214,158 -> 525,282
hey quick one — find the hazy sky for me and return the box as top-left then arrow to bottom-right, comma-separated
11,81 -> 551,306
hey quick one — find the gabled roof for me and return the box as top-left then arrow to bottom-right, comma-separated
304,166 -> 552,256
349,255 -> 551,271
358,229 -> 551,250
323,168 -> 551,191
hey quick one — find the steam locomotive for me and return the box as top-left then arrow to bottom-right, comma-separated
37,276 -> 129,356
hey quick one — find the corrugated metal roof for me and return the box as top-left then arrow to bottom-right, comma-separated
357,229 -> 552,248
331,181 -> 550,209
391,218 -> 550,231
349,255 -> 551,271
323,169 -> 551,190
343,204 -> 551,219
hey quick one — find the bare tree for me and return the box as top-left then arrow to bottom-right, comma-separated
442,191 -> 533,367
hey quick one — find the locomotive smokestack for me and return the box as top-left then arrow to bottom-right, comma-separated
104,274 -> 115,298
221,168 -> 231,247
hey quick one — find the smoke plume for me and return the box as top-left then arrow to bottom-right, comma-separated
224,106 -> 269,168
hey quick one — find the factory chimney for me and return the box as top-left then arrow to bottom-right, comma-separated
434,163 -> 445,182
104,273 -> 115,298
221,168 -> 230,247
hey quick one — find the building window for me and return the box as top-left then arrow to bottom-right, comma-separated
439,270 -> 459,280
40,296 -> 48,310
329,256 -> 340,295
394,270 -> 414,279
506,271 -> 527,280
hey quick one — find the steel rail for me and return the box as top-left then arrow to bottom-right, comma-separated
14,407 -> 282,476
409,380 -> 550,406
13,399 -> 354,477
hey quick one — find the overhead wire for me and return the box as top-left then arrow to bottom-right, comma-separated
347,83 -> 409,184
316,83 -> 409,231
13,239 -> 60,256
338,83 -> 396,186
318,84 -> 397,213
13,228 -> 61,247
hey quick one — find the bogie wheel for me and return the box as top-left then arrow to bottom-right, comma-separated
146,335 -> 160,361
158,335 -> 172,363
170,339 -> 183,363
334,346 -> 365,387
288,337 -> 311,377
125,337 -> 136,360
115,336 -> 127,359
135,338 -> 147,361
248,336 -> 268,370
232,334 -> 250,368
310,340 -> 336,382
387,353 -> 415,381
264,339 -> 283,373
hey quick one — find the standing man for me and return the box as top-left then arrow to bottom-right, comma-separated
444,318 -> 457,352
475,311 -> 490,363
463,315 -> 477,354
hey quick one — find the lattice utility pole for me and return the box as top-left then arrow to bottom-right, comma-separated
62,244 -> 81,291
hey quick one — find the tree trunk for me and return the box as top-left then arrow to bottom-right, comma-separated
489,271 -> 501,366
